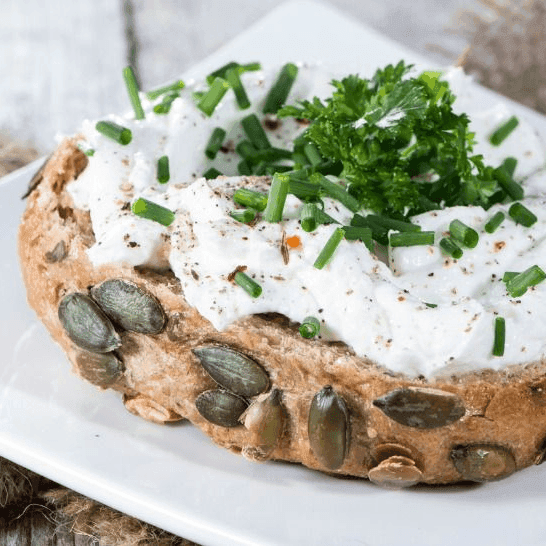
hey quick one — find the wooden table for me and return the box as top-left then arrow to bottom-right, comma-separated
0,0 -> 475,543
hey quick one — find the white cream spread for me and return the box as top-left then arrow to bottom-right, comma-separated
67,64 -> 546,378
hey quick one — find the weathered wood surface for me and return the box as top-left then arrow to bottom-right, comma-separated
0,0 -> 472,543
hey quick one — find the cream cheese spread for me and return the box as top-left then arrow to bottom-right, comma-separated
67,64 -> 546,378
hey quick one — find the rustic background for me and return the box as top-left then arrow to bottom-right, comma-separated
1,0 -> 543,544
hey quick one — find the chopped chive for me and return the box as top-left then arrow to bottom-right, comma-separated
265,164 -> 293,175
389,230 -> 435,247
485,211 -> 505,233
263,63 -> 299,114
489,116 -> 519,146
234,271 -> 262,298
122,66 -> 145,120
263,173 -> 290,222
248,147 -> 293,163
494,164 -> 524,201
303,142 -> 322,167
300,202 -> 320,232
253,162 -> 268,176
449,219 -> 479,248
241,114 -> 271,149
237,158 -> 253,175
342,226 -> 373,251
192,91 -> 205,102
505,265 -> 546,297
502,271 -> 519,283
206,61 -> 261,85
299,316 -> 320,339
502,157 -> 518,177
84,149 -> 95,157
146,80 -> 185,100
229,209 -> 256,223
95,121 -> 132,145
425,302 -> 438,308
236,140 -> 258,159
314,227 -> 345,270
157,155 -> 170,184
287,176 -> 320,200
132,197 -> 174,226
350,214 -> 388,245
366,214 -> 421,233
153,91 -> 180,114
315,208 -> 338,225
197,77 -> 230,116
439,237 -> 463,259
225,67 -> 251,109
233,188 -> 268,211
310,173 -> 360,213
205,127 -> 227,160
492,316 -> 505,357
509,202 -> 537,227
203,167 -> 222,179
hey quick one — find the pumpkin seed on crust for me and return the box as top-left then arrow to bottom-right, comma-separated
196,389 -> 248,428
74,350 -> 124,388
450,443 -> 516,482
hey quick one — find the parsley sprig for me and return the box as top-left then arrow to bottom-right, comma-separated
278,60 -> 505,218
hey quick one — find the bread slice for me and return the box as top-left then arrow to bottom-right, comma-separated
18,138 -> 546,486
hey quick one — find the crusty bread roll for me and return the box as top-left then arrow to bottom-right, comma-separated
17,138 -> 546,487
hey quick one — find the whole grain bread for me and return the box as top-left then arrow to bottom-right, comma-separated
18,138 -> 546,486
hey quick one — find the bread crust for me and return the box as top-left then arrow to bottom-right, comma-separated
18,138 -> 546,485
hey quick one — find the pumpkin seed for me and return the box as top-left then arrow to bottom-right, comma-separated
242,388 -> 285,460
368,455 -> 422,489
373,387 -> 465,429
195,389 -> 248,427
192,345 -> 270,397
308,385 -> 349,470
45,240 -> 67,263
450,443 -> 516,482
75,350 -> 124,388
58,293 -> 121,353
124,394 -> 182,424
91,279 -> 166,334
22,153 -> 51,199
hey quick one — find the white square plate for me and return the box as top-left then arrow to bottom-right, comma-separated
3,1 -> 546,545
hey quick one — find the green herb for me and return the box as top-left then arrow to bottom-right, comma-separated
197,77 -> 230,116
225,67 -> 251,109
509,202 -> 537,227
303,142 -> 322,166
122,66 -> 145,120
484,211 -> 505,233
425,302 -> 438,308
157,155 -> 170,184
263,63 -> 299,114
263,173 -> 289,222
505,265 -> 546,297
237,159 -> 253,175
494,163 -> 524,201
310,172 -> 360,212
234,271 -> 262,298
342,226 -> 374,251
241,114 -> 271,150
314,227 -> 345,269
153,91 -> 180,114
84,149 -> 95,157
449,219 -> 479,248
492,316 -> 505,356
300,202 -> 320,232
146,80 -> 185,100
287,176 -> 321,200
350,214 -> 389,245
389,230 -> 435,247
489,116 -> 519,146
299,316 -> 320,339
236,140 -> 257,158
95,121 -> 132,145
233,188 -> 268,211
203,167 -> 222,179
206,61 -> 261,85
439,237 -> 463,259
205,127 -> 227,159
502,157 -> 517,177
131,197 -> 174,226
366,214 -> 421,233
229,209 -> 256,223
502,271 -> 519,283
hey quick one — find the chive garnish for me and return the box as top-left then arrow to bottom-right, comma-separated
225,67 -> 251,110
449,219 -> 479,248
197,77 -> 230,117
287,177 -> 321,200
241,114 -> 271,150
229,209 -> 256,223
366,215 -> 421,233
350,214 -> 388,245
425,302 -> 438,308
84,149 -> 95,157
263,63 -> 299,114
206,61 -> 261,85
389,231 -> 435,247
342,226 -> 374,251
492,316 -> 506,357
263,173 -> 290,222
299,316 -> 320,339
300,202 -> 320,232
489,116 -> 519,146
157,155 -> 170,184
265,164 -> 294,175
237,159 -> 253,176
236,140 -> 258,159
505,265 -> 546,297
509,202 -> 537,227
439,237 -> 463,259
234,271 -> 262,298
153,91 -> 180,114
485,211 -> 505,233
205,127 -> 227,160
494,164 -> 524,201
314,227 -> 345,270
502,157 -> 518,177
203,167 -> 222,179
146,80 -> 185,100
310,173 -> 360,213
502,271 -> 518,283
122,66 -> 145,120
233,188 -> 268,211
132,198 -> 174,226
303,142 -> 322,167
95,121 -> 132,145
